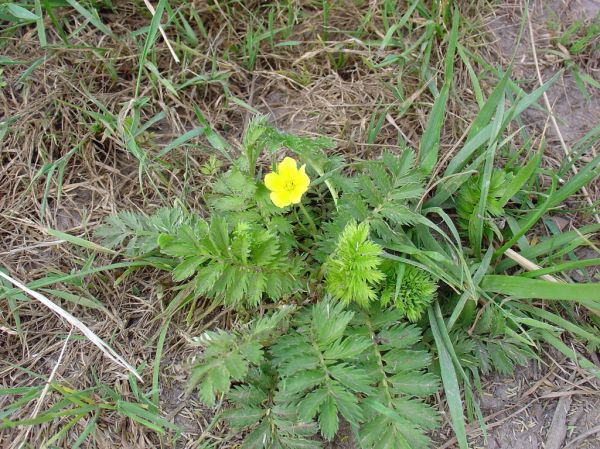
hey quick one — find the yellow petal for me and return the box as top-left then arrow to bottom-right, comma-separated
270,190 -> 292,208
296,165 -> 310,191
264,172 -> 282,191
278,157 -> 298,178
288,188 -> 305,204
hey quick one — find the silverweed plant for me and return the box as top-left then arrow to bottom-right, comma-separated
98,117 -> 443,447
98,105 -> 600,449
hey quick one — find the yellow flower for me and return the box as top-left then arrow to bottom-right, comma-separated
264,157 -> 310,208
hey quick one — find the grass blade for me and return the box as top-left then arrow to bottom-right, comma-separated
46,228 -> 117,255
519,258 -> 600,278
496,223 -> 600,272
494,176 -> 556,258
135,0 -> 168,98
158,126 -> 206,157
429,306 -> 468,449
152,318 -> 171,408
517,304 -> 600,346
481,275 -> 600,302
33,0 -> 47,46
548,155 -> 600,209
419,9 -> 459,174
498,149 -> 542,207
0,270 -> 142,381
65,0 -> 112,37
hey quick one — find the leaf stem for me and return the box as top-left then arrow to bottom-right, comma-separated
298,202 -> 318,235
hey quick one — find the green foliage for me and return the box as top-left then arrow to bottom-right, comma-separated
158,218 -> 302,308
206,166 -> 280,224
456,168 -> 512,245
271,301 -> 373,441
352,306 -> 440,449
96,207 -> 187,256
189,308 -> 293,406
93,106 -> 600,449
447,298 -> 536,377
317,149 -> 425,264
0,374 -> 179,441
225,365 -> 321,449
456,169 -> 510,221
381,263 -> 437,322
190,303 -> 439,448
325,221 -> 384,308
6,0 -> 600,447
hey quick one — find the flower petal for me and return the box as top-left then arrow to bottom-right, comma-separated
270,190 -> 292,208
278,157 -> 298,177
288,189 -> 304,204
264,172 -> 283,191
297,165 -> 311,191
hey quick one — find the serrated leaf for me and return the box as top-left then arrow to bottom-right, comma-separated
323,336 -> 371,360
224,406 -> 265,428
328,364 -> 372,394
224,351 -> 249,380
172,256 -> 205,281
383,349 -> 431,372
199,378 -> 216,406
241,421 -> 271,449
392,397 -> 440,430
313,302 -> 355,346
318,397 -> 339,441
389,372 -> 439,396
298,388 -> 328,422
280,369 -> 324,395
330,384 -> 363,426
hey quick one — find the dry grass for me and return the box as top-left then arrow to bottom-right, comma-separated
1,1 -> 598,448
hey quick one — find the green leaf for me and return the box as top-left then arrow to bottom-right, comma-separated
390,372 -> 439,396
325,221 -> 384,307
298,388 -> 328,422
328,364 -> 372,394
494,175 -> 557,258
516,304 -> 600,346
223,406 -> 265,428
548,155 -> 600,209
481,276 -> 600,302
498,150 -> 542,207
135,0 -> 167,97
429,307 -> 468,449
6,3 -> 39,20
65,0 -> 112,36
393,397 -> 440,430
47,228 -> 117,255
323,336 -> 371,360
496,223 -> 600,272
318,397 -> 339,441
472,89 -> 504,257
419,9 -> 459,174
33,0 -> 46,46
313,302 -> 355,347
280,370 -> 324,395
539,331 -> 600,380
172,256 -> 205,281
158,126 -> 206,157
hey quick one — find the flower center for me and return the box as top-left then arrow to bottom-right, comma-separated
283,180 -> 296,192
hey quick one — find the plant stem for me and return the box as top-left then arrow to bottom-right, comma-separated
298,202 -> 318,235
